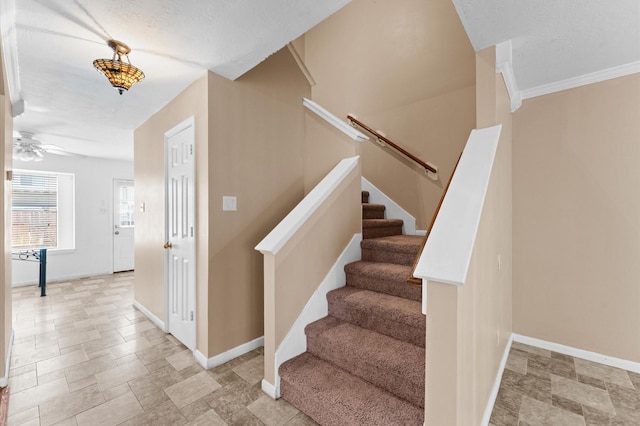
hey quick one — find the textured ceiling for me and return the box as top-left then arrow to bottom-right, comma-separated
453,0 -> 640,91
4,0 -> 640,161
4,0 -> 350,161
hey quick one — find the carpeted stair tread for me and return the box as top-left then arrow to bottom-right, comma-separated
362,203 -> 386,219
345,261 -> 421,301
280,352 -> 424,426
305,316 -> 425,408
362,218 -> 403,239
361,234 -> 423,266
327,286 -> 425,346
361,191 -> 370,203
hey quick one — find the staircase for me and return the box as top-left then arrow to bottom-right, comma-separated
279,191 -> 426,425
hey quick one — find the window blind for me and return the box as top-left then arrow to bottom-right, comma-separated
12,172 -> 58,249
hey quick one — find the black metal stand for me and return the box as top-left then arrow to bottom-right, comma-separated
12,248 -> 48,296
38,248 -> 47,297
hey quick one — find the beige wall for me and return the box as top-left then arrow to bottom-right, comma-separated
426,47 -> 513,424
134,74 -> 209,351
206,48 -> 309,356
135,47 -> 309,359
0,43 -> 12,381
303,0 -> 476,227
263,164 -> 361,384
513,74 -> 640,362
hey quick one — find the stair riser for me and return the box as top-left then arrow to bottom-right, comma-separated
363,225 -> 403,239
346,272 -> 421,302
362,210 -> 385,219
306,332 -> 425,408
361,247 -> 417,266
328,296 -> 425,347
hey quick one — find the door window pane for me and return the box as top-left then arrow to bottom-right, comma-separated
118,184 -> 135,227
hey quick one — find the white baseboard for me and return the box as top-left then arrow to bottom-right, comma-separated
451,332 -> 640,426
481,334 -> 513,426
12,270 -> 113,288
513,334 -> 640,374
262,379 -> 278,399
362,177 -> 417,235
132,300 -> 167,332
481,333 -> 640,424
11,281 -> 39,288
0,329 -> 14,387
269,233 -> 363,399
194,336 -> 264,370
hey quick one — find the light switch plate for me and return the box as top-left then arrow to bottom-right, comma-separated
222,196 -> 237,211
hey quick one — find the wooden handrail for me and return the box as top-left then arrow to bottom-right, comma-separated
407,152 -> 463,286
346,115 -> 437,174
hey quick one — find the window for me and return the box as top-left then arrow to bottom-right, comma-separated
11,170 -> 75,250
117,183 -> 135,227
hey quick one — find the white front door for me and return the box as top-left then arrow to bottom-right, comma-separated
113,179 -> 135,272
165,118 -> 196,350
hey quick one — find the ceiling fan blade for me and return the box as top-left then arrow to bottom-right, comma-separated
40,144 -> 87,158
44,148 -> 87,158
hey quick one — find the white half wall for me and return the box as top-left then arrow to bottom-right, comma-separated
265,232 -> 362,398
12,155 -> 133,286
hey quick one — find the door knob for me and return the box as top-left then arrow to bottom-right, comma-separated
114,231 -> 120,235
163,242 -> 172,249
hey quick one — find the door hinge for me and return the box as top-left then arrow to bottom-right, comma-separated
189,145 -> 193,155
190,226 -> 194,237
190,311 -> 194,321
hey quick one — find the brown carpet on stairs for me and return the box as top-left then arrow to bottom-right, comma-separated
345,261 -> 422,302
281,353 -> 423,426
306,316 -> 425,408
362,203 -> 386,219
362,219 -> 404,239
361,234 -> 423,266
279,191 -> 426,425
327,286 -> 425,347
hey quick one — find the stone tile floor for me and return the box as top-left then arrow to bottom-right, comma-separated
7,272 -> 318,426
490,341 -> 640,426
9,272 -> 640,425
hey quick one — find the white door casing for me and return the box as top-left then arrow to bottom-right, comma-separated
113,179 -> 135,272
165,117 -> 196,350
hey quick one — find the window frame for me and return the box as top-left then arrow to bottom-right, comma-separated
11,169 -> 75,252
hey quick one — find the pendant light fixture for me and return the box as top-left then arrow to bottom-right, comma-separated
93,39 -> 145,95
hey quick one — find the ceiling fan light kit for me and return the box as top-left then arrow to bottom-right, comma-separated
14,143 -> 44,162
13,132 -> 45,162
93,39 -> 145,95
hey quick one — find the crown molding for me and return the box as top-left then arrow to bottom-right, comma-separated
496,60 -> 522,112
521,61 -> 640,100
495,40 -> 522,112
494,41 -> 640,107
0,0 -> 23,116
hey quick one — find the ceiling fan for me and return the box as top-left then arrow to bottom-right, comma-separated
12,131 -> 86,162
